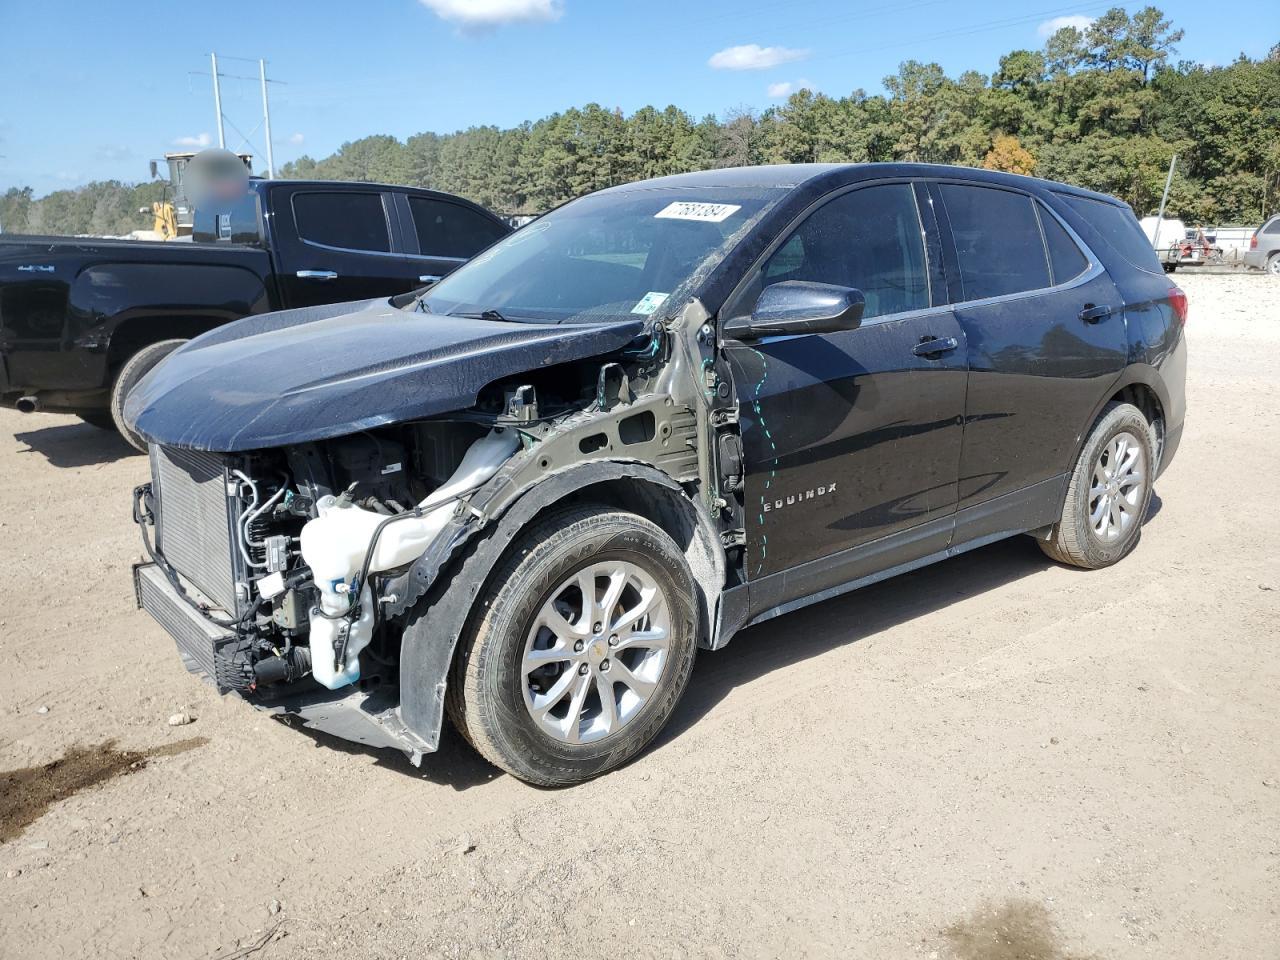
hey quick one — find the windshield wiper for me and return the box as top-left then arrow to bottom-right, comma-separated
451,308 -> 510,322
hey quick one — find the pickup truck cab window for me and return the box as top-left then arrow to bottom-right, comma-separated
408,197 -> 508,259
938,183 -> 1050,300
292,191 -> 391,253
192,192 -> 264,246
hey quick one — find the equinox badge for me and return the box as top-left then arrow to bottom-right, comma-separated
763,482 -> 837,513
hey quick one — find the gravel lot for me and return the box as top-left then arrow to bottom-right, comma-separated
1,272 -> 1277,959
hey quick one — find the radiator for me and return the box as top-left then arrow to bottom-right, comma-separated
150,444 -> 238,612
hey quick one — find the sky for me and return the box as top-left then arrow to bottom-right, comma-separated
0,0 -> 1273,195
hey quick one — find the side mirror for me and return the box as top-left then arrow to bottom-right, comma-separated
724,281 -> 865,340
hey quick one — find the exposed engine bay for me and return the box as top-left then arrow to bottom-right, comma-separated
131,320 -> 733,761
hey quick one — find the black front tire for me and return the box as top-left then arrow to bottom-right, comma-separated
446,504 -> 699,787
110,339 -> 186,452
1040,402 -> 1156,569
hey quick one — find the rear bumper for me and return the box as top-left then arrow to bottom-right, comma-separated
1243,249 -> 1269,270
133,561 -> 431,763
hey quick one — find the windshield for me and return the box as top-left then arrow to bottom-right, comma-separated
414,185 -> 786,324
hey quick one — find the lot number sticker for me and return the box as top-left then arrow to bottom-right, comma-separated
632,291 -> 670,315
654,201 -> 742,223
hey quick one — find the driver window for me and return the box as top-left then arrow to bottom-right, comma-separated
761,183 -> 929,320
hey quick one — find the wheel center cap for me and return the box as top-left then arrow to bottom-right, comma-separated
587,638 -> 608,663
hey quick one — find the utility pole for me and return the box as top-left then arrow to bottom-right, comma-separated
1151,153 -> 1177,252
210,52 -> 226,149
197,55 -> 284,175
259,59 -> 275,179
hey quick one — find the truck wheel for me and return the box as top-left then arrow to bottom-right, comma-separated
110,339 -> 186,452
75,410 -> 115,430
447,504 -> 698,786
1039,402 -> 1156,569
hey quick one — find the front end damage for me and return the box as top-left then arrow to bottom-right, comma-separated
131,300 -> 738,763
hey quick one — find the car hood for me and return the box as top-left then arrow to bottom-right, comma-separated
124,298 -> 648,452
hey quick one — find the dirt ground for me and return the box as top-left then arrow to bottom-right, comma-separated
1,272 -> 1277,959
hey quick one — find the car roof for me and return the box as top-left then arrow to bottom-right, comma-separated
598,162 -> 1124,207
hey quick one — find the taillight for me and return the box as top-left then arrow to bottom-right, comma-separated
1168,286 -> 1188,325
1251,235 -> 1259,249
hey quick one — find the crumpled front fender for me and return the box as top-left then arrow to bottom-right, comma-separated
395,458 -> 723,753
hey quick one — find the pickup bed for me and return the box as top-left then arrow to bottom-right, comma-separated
0,178 -> 509,447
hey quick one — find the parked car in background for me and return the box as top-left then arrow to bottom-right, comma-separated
127,163 -> 1186,786
0,179 -> 510,448
1245,215 -> 1280,273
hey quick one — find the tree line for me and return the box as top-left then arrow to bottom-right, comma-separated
4,7 -> 1278,236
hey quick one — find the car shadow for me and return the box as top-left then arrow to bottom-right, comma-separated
276,715 -> 504,791
655,535 -> 1059,750
278,497 -> 1169,788
14,420 -> 140,467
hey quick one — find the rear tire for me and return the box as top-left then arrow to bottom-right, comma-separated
1268,253 -> 1280,276
110,339 -> 186,452
1040,402 -> 1156,569
447,503 -> 698,786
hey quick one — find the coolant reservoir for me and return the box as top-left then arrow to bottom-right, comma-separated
300,427 -> 520,583
298,427 -> 519,690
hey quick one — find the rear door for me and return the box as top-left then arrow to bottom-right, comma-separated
723,180 -> 967,591
929,180 -> 1126,512
396,193 -> 510,287
269,186 -> 412,307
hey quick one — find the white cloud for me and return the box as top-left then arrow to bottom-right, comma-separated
1037,14 -> 1094,38
767,79 -> 812,98
418,0 -> 562,28
288,132 -> 305,145
709,43 -> 810,71
173,132 -> 212,148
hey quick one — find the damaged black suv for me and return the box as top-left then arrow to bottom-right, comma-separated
128,164 -> 1187,786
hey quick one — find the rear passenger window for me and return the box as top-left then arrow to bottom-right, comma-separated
408,197 -> 507,258
939,184 -> 1049,300
759,183 -> 929,320
293,192 -> 390,252
1037,205 -> 1089,284
1264,218 -> 1280,236
192,192 -> 262,245
1057,194 -> 1163,275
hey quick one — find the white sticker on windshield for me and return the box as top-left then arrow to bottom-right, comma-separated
654,201 -> 741,223
631,291 -> 670,315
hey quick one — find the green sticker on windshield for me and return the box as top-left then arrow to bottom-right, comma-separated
631,291 -> 670,315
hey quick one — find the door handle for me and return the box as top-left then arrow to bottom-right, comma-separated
1079,303 -> 1112,323
296,270 -> 338,280
417,274 -> 443,284
912,335 -> 959,358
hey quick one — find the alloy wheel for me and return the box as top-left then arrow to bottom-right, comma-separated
521,560 -> 671,745
1088,430 -> 1146,543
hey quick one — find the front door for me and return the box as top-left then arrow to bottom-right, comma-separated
722,181 -> 968,591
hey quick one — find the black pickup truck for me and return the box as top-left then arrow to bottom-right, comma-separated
0,178 -> 510,448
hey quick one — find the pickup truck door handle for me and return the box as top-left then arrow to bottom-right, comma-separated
912,335 -> 959,358
296,270 -> 338,280
417,274 -> 443,284
1079,303 -> 1112,324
